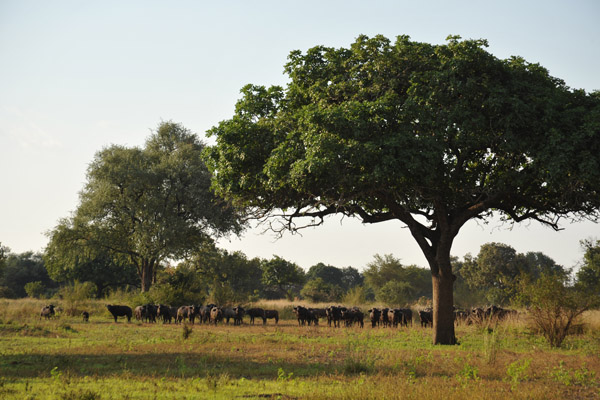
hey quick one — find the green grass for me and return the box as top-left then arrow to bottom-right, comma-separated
1,299 -> 599,399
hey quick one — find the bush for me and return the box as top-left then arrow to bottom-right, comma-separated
517,274 -> 599,348
24,281 -> 46,299
301,278 -> 342,302
57,281 -> 98,316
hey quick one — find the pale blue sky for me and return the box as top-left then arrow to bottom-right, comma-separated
1,1 -> 599,270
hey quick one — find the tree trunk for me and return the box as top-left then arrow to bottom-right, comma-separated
140,259 -> 153,292
431,270 -> 457,345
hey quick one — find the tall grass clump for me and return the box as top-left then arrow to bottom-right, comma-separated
57,281 -> 97,316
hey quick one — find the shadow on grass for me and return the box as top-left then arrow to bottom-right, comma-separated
1,351 -> 341,380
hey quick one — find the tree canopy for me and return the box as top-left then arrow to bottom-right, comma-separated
205,35 -> 600,344
48,121 -> 243,292
459,242 -> 565,305
576,239 -> 600,294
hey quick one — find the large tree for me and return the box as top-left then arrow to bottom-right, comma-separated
205,35 -> 600,344
50,121 -> 242,292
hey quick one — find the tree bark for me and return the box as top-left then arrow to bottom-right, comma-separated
431,269 -> 457,345
140,259 -> 153,292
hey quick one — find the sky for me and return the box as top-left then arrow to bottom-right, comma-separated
1,1 -> 599,272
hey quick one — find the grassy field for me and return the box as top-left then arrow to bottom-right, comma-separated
1,299 -> 599,399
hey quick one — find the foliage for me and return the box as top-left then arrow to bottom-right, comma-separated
517,274 -> 599,347
459,243 -> 566,305
363,254 -> 431,304
306,263 -> 363,292
44,220 -> 139,297
300,277 -> 343,302
24,281 -> 46,299
576,238 -> 600,294
205,34 -> 600,344
0,251 -> 57,298
184,242 -> 263,303
57,281 -> 98,316
341,285 -> 371,305
377,280 -> 414,306
260,255 -> 305,299
49,121 -> 243,292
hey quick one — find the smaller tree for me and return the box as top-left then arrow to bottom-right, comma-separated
24,281 -> 46,299
301,278 -> 343,302
517,274 -> 599,348
576,239 -> 600,294
261,256 -> 305,299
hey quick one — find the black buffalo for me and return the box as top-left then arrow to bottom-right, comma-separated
156,304 -> 174,323
419,310 -> 433,328
264,309 -> 279,324
246,308 -> 266,325
82,310 -> 89,322
233,306 -> 245,326
106,304 -> 132,322
368,308 -> 381,328
40,304 -> 55,320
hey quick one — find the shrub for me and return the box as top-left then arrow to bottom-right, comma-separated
24,281 -> 46,299
300,278 -> 342,302
57,281 -> 98,316
517,274 -> 599,347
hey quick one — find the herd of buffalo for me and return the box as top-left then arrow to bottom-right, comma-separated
39,303 -> 517,328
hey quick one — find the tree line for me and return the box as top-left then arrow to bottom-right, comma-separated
2,238 -> 599,309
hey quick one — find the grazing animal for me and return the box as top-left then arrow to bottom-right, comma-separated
210,307 -> 223,325
156,304 -> 173,323
387,308 -> 401,328
326,306 -> 343,327
264,309 -> 279,324
177,306 -> 197,324
399,308 -> 413,327
134,306 -> 145,321
293,306 -> 310,326
233,306 -> 245,326
106,304 -> 132,322
368,308 -> 381,328
379,308 -> 390,327
341,307 -> 364,328
419,310 -> 433,328
82,310 -> 89,322
40,304 -> 55,320
246,308 -> 266,325
200,304 -> 216,324
223,308 -> 236,324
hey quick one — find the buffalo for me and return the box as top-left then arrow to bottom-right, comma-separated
156,304 -> 174,323
40,304 -> 55,320
293,305 -> 311,326
246,308 -> 266,325
223,307 -> 236,324
326,306 -> 343,327
419,310 -> 433,328
210,307 -> 223,325
399,308 -> 413,327
341,307 -> 364,328
177,305 -> 199,324
200,304 -> 217,324
233,306 -> 245,326
264,309 -> 279,324
106,304 -> 132,322
82,310 -> 89,322
368,308 -> 381,328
